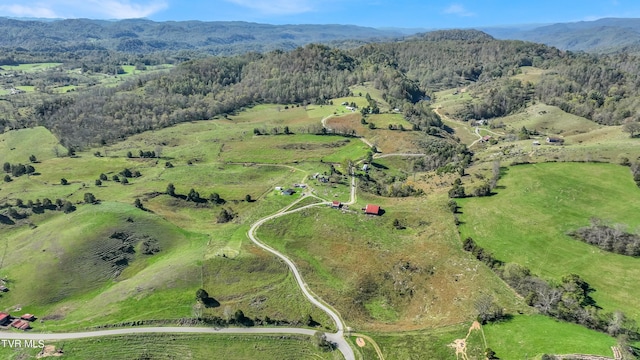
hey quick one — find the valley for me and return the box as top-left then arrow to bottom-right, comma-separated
0,21 -> 639,359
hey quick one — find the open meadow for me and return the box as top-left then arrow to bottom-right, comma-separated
458,162 -> 640,321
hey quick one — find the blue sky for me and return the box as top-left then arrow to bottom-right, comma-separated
1,0 -> 639,28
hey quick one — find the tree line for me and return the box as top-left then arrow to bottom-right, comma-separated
462,237 -> 639,340
568,218 -> 640,257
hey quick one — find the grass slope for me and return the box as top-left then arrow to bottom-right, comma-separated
458,162 -> 640,321
370,314 -> 616,360
257,194 -> 526,331
0,126 -> 66,164
0,334 -> 340,360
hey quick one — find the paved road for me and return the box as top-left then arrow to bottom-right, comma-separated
0,326 -> 320,340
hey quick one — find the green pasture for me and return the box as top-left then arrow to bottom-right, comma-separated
484,315 -> 616,358
0,126 -> 66,163
499,104 -> 601,136
0,334 -> 340,360
257,194 -> 526,330
0,62 -> 62,73
512,66 -> 548,84
371,314 -> 616,359
221,134 -> 369,164
458,162 -> 640,321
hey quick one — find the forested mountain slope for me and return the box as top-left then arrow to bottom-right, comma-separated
0,18 -> 401,55
2,29 -> 640,150
485,18 -> 640,54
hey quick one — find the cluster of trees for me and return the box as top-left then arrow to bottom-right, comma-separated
358,172 -> 424,197
458,79 -> 533,120
413,138 -> 472,173
631,162 -> 640,188
448,178 -> 466,198
1,197 -> 76,222
463,237 -> 639,339
127,150 -> 159,158
165,183 -> 228,207
568,218 -> 640,257
2,162 -> 36,180
253,125 -> 292,136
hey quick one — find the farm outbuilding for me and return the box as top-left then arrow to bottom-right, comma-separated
20,314 -> 35,321
546,136 -> 564,144
331,201 -> 341,208
364,204 -> 381,215
11,319 -> 30,330
0,312 -> 10,325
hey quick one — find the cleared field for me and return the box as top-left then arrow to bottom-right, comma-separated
458,162 -> 640,321
0,62 -> 62,73
257,193 -> 526,332
221,134 -> 369,163
512,66 -> 548,84
0,126 -> 66,163
370,314 -> 616,359
326,114 -> 423,154
499,104 -> 601,137
484,315 -> 616,358
0,334 -> 340,360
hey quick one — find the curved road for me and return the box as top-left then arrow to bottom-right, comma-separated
2,129 -> 368,359
248,191 -> 358,359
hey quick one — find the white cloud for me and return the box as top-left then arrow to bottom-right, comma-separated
0,4 -> 59,18
0,1 -> 168,19
443,3 -> 475,17
224,0 -> 315,15
83,0 -> 168,19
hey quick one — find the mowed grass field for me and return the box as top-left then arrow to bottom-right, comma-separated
0,334 -> 341,360
0,62 -> 62,73
458,162 -> 640,321
0,126 -> 67,164
369,314 -> 616,359
257,192 -> 527,332
326,113 -> 423,154
499,104 -> 601,137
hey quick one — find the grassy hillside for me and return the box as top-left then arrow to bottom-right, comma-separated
0,126 -> 66,163
370,315 -> 617,359
458,162 -> 640,321
257,193 -> 527,332
0,334 -> 340,360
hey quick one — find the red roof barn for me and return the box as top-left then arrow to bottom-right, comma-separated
364,204 -> 381,215
11,319 -> 30,330
20,314 -> 35,321
331,201 -> 341,208
0,312 -> 9,325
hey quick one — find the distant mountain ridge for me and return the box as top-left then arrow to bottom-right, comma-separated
3,17 -> 640,55
0,18 -> 403,54
483,17 -> 640,53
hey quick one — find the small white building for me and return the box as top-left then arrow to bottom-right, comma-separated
275,186 -> 282,191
